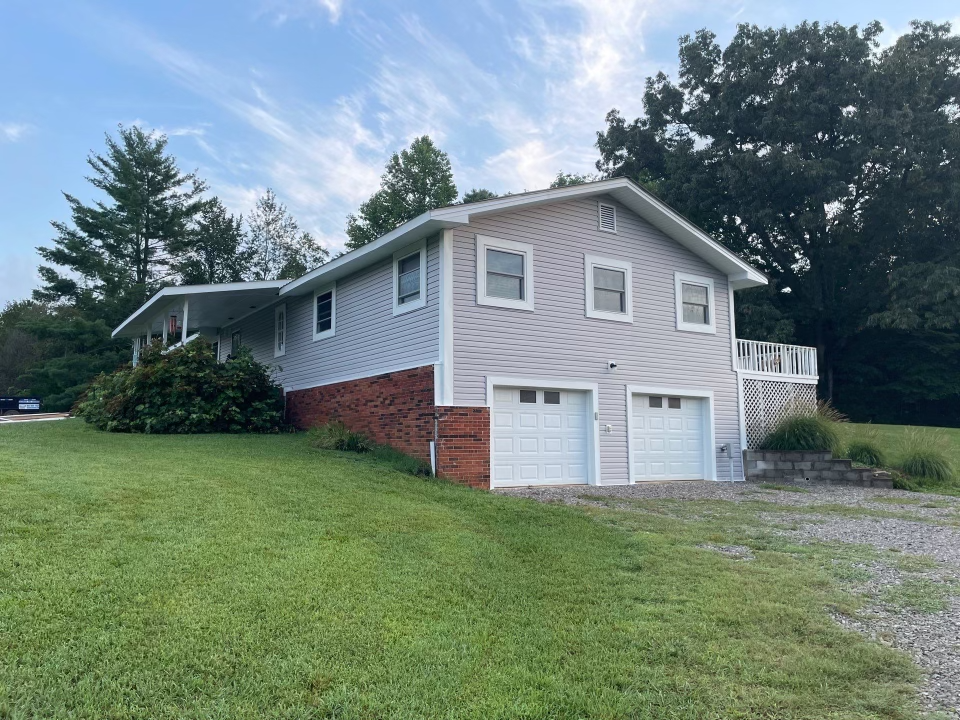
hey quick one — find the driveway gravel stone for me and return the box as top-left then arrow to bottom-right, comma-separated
499,481 -> 960,717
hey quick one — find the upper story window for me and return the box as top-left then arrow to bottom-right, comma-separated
393,239 -> 427,315
274,304 -> 286,357
597,202 -> 617,233
674,272 -> 716,334
313,285 -> 336,341
584,254 -> 633,323
476,235 -> 535,312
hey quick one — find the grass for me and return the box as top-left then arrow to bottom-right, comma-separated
0,421 -> 925,719
842,424 -> 960,495
878,579 -> 957,614
758,482 -> 811,493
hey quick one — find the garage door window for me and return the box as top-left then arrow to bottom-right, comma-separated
668,397 -> 682,409
649,396 -> 663,408
519,390 -> 537,403
543,391 -> 560,404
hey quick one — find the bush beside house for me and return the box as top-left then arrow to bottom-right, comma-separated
75,340 -> 285,433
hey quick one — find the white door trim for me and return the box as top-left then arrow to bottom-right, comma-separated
625,384 -> 717,483
486,375 -> 601,488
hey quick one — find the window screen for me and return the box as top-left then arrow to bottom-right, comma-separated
486,249 -> 524,300
681,283 -> 710,324
593,266 -> 626,313
316,291 -> 333,334
397,252 -> 421,305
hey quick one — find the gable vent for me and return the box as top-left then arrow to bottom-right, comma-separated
598,203 -> 617,232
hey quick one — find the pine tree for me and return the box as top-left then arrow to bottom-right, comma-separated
171,198 -> 252,285
461,188 -> 499,204
345,136 -> 457,250
245,189 -> 329,280
34,125 -> 208,323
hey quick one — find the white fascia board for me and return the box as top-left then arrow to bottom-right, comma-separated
280,214 -> 459,297
112,280 -> 287,338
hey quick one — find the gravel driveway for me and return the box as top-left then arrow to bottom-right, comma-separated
500,481 -> 960,717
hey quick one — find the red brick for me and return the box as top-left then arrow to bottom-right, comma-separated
286,365 -> 490,489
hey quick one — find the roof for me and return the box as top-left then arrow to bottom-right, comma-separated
112,280 -> 288,338
114,178 -> 767,337
279,177 -> 767,297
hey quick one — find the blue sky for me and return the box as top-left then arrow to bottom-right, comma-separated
1,0 -> 958,306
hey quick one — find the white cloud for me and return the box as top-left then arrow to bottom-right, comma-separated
259,0 -> 345,25
0,123 -> 33,142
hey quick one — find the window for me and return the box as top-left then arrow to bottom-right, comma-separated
543,391 -> 561,405
519,390 -> 538,404
476,235 -> 535,311
584,254 -> 633,323
649,396 -> 663,408
313,286 -> 336,341
393,240 -> 427,315
230,331 -> 242,357
597,202 -> 617,233
674,272 -> 716,334
274,304 -> 286,357
668,397 -> 682,409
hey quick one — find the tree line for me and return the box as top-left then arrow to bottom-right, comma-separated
2,18 -> 959,424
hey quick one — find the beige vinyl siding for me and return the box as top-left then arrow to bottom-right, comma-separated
223,237 -> 440,390
452,196 -> 742,483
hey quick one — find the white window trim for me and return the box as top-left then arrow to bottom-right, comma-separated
597,201 -> 617,233
274,304 -> 287,357
674,272 -> 716,334
393,239 -> 427,316
625,385 -> 718,483
312,284 -> 336,341
584,254 -> 633,323
476,235 -> 535,312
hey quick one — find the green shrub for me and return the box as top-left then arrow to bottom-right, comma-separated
846,440 -> 886,467
760,403 -> 843,453
308,420 -> 371,453
895,428 -> 953,484
74,340 -> 285,433
308,421 -> 432,476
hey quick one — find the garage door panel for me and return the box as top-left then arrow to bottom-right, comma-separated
632,394 -> 705,481
492,386 -> 591,488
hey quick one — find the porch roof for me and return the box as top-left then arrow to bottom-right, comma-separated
111,280 -> 287,338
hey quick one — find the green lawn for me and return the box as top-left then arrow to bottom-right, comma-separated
0,421 -> 922,719
844,423 -> 960,493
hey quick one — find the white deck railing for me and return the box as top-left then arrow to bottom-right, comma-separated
736,339 -> 818,378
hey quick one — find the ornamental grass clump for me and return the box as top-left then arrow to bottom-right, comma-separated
845,425 -> 886,467
308,420 -> 371,453
759,401 -> 844,454
895,428 -> 953,484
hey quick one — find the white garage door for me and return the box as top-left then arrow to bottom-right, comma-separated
631,394 -> 705,481
491,387 -> 590,488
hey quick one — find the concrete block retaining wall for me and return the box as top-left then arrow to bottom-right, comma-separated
744,451 -> 893,489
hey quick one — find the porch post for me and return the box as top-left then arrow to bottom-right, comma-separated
145,325 -> 151,349
181,298 -> 190,345
161,315 -> 168,345
132,338 -> 140,367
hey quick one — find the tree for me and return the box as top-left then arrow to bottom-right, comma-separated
245,189 -> 329,280
170,198 -> 252,285
35,125 -> 208,324
461,188 -> 499,203
550,171 -> 597,188
595,21 -> 960,400
345,136 -> 457,250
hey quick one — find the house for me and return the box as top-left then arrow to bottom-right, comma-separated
113,178 -> 818,488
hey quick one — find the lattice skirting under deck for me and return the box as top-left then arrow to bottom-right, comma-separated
741,377 -> 818,449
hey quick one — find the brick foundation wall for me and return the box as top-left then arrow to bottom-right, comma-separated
286,365 -> 491,488
286,366 -> 435,462
436,407 -> 491,489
